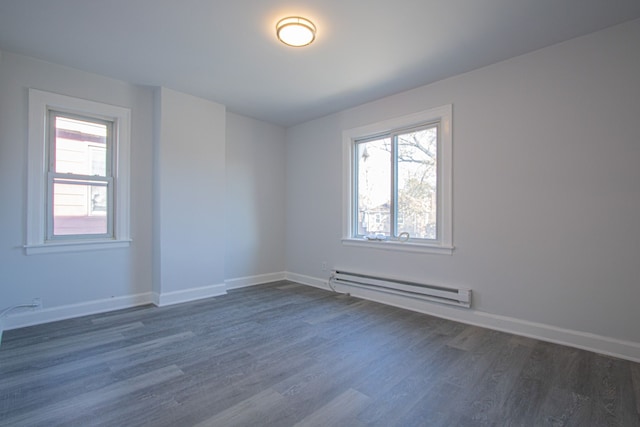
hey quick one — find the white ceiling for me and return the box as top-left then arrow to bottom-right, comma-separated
1,1 -> 639,127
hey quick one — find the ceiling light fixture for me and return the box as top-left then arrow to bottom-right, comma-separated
276,16 -> 316,47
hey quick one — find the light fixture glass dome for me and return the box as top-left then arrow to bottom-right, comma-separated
276,17 -> 316,47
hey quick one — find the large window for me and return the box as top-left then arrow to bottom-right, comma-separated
343,105 -> 453,254
26,89 -> 131,254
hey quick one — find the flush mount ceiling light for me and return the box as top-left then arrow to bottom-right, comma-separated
276,16 -> 316,47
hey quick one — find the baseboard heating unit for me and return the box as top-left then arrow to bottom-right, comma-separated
330,270 -> 472,308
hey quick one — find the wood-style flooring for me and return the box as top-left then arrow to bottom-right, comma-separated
1,281 -> 639,426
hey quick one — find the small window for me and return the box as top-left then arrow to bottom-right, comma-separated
343,105 -> 453,254
47,112 -> 113,239
26,89 -> 131,254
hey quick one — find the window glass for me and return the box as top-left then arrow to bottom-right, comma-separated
354,124 -> 438,241
54,116 -> 107,175
356,137 -> 391,237
52,182 -> 108,235
396,126 -> 438,240
49,113 -> 112,239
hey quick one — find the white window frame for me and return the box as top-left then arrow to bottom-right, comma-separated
46,110 -> 114,241
342,104 -> 453,255
26,89 -> 131,254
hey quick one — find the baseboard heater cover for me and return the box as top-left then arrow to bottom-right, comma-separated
331,270 -> 471,308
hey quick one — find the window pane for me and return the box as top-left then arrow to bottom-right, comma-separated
396,126 -> 437,239
356,138 -> 391,237
55,116 -> 107,176
52,182 -> 108,235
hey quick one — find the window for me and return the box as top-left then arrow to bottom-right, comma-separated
48,112 -> 113,239
342,105 -> 453,254
26,89 -> 131,254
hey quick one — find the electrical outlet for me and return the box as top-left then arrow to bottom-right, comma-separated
321,261 -> 328,271
32,298 -> 42,310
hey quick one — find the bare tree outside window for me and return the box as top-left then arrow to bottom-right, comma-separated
396,127 -> 437,239
355,124 -> 438,240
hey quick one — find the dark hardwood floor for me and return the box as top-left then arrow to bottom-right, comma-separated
1,281 -> 639,426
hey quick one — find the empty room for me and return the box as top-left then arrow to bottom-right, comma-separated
1,1 -> 640,425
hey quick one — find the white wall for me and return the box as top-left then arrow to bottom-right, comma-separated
225,113 -> 286,286
153,88 -> 226,304
0,51 -> 154,324
285,19 -> 640,359
0,49 -> 283,328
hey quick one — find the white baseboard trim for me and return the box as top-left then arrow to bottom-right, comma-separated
1,274 -> 267,334
225,272 -> 287,290
1,292 -> 153,332
284,272 -> 329,290
2,281 -> 228,335
152,283 -> 227,307
286,271 -> 640,363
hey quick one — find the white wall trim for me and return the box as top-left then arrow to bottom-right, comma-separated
341,104 -> 453,250
286,271 -> 640,363
2,281 -> 229,334
284,272 -> 329,290
225,272 -> 286,290
0,292 -> 153,332
341,238 -> 454,255
26,88 -> 132,253
152,283 -> 226,307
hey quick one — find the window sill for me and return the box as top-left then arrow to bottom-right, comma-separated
341,238 -> 454,255
25,239 -> 132,255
